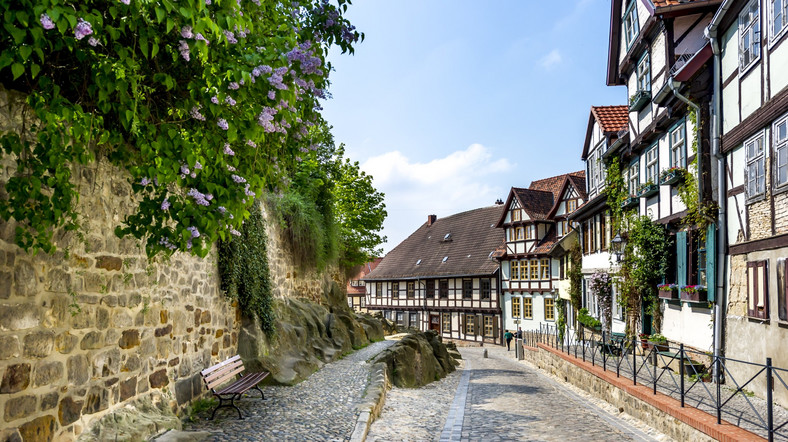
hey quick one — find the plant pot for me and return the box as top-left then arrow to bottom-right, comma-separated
660,170 -> 684,186
629,90 -> 651,112
620,196 -> 638,209
654,343 -> 669,352
658,288 -> 678,300
641,339 -> 651,351
638,183 -> 659,198
680,289 -> 706,302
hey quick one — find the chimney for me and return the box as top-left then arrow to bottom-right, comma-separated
495,199 -> 504,205
427,215 -> 437,226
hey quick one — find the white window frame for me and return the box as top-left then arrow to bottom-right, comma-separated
645,144 -> 659,184
628,160 -> 640,195
637,53 -> 651,92
745,130 -> 767,200
740,0 -> 761,72
774,113 -> 788,188
670,123 -> 686,168
771,0 -> 788,43
623,1 -> 640,50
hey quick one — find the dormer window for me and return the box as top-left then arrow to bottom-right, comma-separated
442,256 -> 448,263
416,259 -> 422,265
623,1 -> 639,50
443,233 -> 452,241
512,209 -> 522,222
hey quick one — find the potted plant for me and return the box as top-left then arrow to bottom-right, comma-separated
639,333 -> 651,350
637,180 -> 659,197
660,167 -> 685,185
649,333 -> 669,352
680,285 -> 706,302
620,194 -> 639,209
658,283 -> 678,300
629,90 -> 651,112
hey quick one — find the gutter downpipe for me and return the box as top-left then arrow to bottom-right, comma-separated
706,0 -> 734,378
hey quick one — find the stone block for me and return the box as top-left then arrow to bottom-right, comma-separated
139,338 -> 155,357
0,363 -> 30,393
160,310 -> 168,324
175,379 -> 192,405
101,295 -> 118,307
23,330 -> 55,358
122,355 -> 140,372
95,256 -> 122,271
71,306 -> 94,329
200,310 -> 211,324
0,335 -> 19,359
193,309 -> 201,327
168,357 -> 179,367
105,328 -> 120,344
34,361 -> 63,387
67,355 -> 89,385
154,324 -> 172,337
137,376 -> 149,394
120,377 -> 137,402
5,251 -> 14,267
41,392 -> 59,411
118,329 -> 140,349
84,385 -> 109,414
58,396 -> 83,426
0,271 -> 10,299
156,339 -> 172,359
0,428 -> 21,442
55,332 -> 78,354
80,331 -> 103,350
92,348 -> 120,377
0,303 -> 40,331
96,307 -> 110,329
17,415 -> 56,442
46,268 -> 71,293
4,395 -> 36,422
211,342 -> 219,356
111,310 -> 133,328
149,369 -> 168,389
13,261 -> 37,297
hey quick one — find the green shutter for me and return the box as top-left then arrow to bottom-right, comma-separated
677,231 -> 687,288
706,224 -> 717,302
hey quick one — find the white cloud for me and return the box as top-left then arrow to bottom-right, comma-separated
538,49 -> 563,69
361,144 -> 513,254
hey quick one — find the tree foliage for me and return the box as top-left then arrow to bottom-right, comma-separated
0,0 -> 362,257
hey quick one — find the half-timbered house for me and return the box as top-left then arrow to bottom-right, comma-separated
496,172 -> 586,333
363,206 -> 505,345
346,258 -> 381,313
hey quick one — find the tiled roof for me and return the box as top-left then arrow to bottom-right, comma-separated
567,173 -> 588,202
347,285 -> 366,296
346,258 -> 382,295
491,242 -> 507,259
513,188 -> 554,220
591,105 -> 629,134
363,206 -> 504,280
532,227 -> 558,254
529,174 -> 567,201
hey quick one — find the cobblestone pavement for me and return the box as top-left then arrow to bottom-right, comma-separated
368,345 -> 668,442
184,339 -> 396,441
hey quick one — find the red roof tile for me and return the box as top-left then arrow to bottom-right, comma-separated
591,105 -> 629,134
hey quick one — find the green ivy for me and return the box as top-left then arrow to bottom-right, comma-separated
677,108 -> 717,241
218,200 -> 274,335
567,242 -> 583,312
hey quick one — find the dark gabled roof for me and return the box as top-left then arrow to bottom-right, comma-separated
532,227 -> 558,254
496,171 -> 587,227
514,188 -> 554,220
568,173 -> 588,202
363,206 -> 504,280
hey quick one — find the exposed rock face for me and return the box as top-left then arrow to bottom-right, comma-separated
372,331 -> 459,388
238,281 -> 385,385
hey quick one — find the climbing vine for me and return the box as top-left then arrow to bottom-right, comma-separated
0,0 -> 362,257
568,242 -> 583,312
676,108 -> 717,241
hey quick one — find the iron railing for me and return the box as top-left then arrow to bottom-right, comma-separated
519,324 -> 788,441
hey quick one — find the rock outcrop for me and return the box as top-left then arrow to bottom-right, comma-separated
372,331 -> 459,388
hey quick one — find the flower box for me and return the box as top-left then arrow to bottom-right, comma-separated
680,286 -> 707,302
638,183 -> 659,198
620,195 -> 638,209
660,169 -> 685,186
629,90 -> 651,112
658,288 -> 678,300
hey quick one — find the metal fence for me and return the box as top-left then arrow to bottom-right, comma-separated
520,324 -> 788,441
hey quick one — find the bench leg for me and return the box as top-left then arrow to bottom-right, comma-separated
209,394 -> 244,420
252,385 -> 264,400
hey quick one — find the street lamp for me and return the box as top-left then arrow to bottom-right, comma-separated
611,232 -> 624,262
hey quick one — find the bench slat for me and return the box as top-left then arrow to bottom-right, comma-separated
203,360 -> 244,384
201,355 -> 242,377
205,365 -> 246,390
216,372 -> 269,396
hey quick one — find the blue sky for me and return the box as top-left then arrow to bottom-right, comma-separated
322,0 -> 626,254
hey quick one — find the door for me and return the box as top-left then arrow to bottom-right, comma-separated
429,314 -> 440,331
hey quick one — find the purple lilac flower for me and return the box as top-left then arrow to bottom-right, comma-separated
267,90 -> 276,100
140,177 -> 151,185
74,19 -> 93,40
180,164 -> 190,175
40,14 -> 55,30
244,184 -> 255,196
211,96 -> 219,104
187,188 -> 211,206
178,40 -> 190,61
239,79 -> 245,86
296,156 -> 302,162
120,0 -> 131,4
230,228 -> 241,236
227,165 -> 236,172
223,143 -> 235,155
194,161 -> 202,170
246,140 -> 257,148
205,194 -> 213,201
257,107 -> 277,132
251,0 -> 260,5
223,30 -> 238,44
190,106 -> 205,121
186,239 -> 193,249
228,82 -> 240,90
88,37 -> 99,46
231,174 -> 246,184
218,206 -> 227,214
195,33 -> 209,44
217,119 -> 229,130
187,226 -> 200,238
205,0 -> 211,5
190,172 -> 196,178
225,96 -> 236,106
181,26 -> 193,39
161,198 -> 171,211
299,147 -> 308,153
159,237 -> 178,250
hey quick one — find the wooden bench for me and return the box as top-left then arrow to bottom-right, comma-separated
200,355 -> 269,420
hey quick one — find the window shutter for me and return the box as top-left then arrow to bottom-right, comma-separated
748,262 -> 757,317
761,261 -> 769,320
475,315 -> 481,336
677,231 -> 687,288
706,224 -> 716,302
493,317 -> 499,339
460,314 -> 465,336
778,259 -> 787,321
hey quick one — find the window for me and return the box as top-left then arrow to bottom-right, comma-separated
521,260 -> 529,280
396,312 -> 405,326
567,199 -> 577,213
646,145 -> 658,184
391,282 -> 399,297
481,279 -> 491,299
774,114 -> 788,188
637,53 -> 650,92
439,280 -> 449,298
360,297 -> 365,308
778,259 -> 788,321
740,1 -> 761,70
745,131 -> 766,199
747,260 -> 769,319
587,219 -> 596,252
442,313 -> 451,332
600,215 -> 608,251
540,259 -> 550,280
530,259 -> 539,280
523,297 -> 533,319
407,281 -> 415,298
628,161 -> 640,195
409,312 -> 419,327
512,209 -> 522,222
526,225 -> 535,240
623,1 -> 640,50
512,297 -> 521,317
375,282 -> 382,298
465,314 -> 476,335
670,123 -> 686,168
463,280 -> 473,299
558,220 -> 568,237
511,260 -> 520,280
483,316 -> 494,337
426,280 -> 435,298
516,227 -> 524,240
545,298 -> 555,321
773,0 -> 788,40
